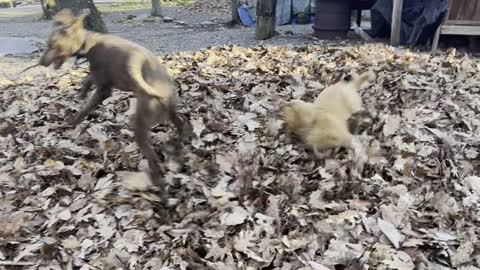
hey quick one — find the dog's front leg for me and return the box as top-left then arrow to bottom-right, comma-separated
67,86 -> 112,126
78,74 -> 95,99
134,94 -> 166,194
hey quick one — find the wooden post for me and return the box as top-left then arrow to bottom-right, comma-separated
356,9 -> 362,27
151,0 -> 163,17
256,0 -> 277,40
390,0 -> 403,46
231,0 -> 240,24
431,0 -> 451,55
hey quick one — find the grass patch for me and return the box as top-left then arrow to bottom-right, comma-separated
99,0 -> 195,13
99,1 -> 149,13
162,0 -> 194,6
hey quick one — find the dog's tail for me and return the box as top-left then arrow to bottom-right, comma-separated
351,70 -> 376,90
127,55 -> 172,101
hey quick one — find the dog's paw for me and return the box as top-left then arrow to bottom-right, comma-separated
65,115 -> 81,127
179,123 -> 195,141
163,138 -> 183,156
63,116 -> 76,127
78,91 -> 88,99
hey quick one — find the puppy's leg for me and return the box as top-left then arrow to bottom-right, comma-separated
78,74 -> 94,99
68,86 -> 112,126
134,94 -> 165,192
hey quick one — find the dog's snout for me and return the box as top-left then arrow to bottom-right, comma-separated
39,49 -> 55,67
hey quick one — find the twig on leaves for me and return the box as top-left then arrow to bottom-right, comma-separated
0,261 -> 35,266
19,64 -> 41,74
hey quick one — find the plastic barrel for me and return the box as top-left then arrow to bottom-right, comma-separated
313,0 -> 352,39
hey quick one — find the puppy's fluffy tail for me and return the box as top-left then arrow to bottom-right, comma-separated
351,71 -> 376,90
128,55 -> 172,101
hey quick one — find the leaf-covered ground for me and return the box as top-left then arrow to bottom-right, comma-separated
1,43 -> 480,269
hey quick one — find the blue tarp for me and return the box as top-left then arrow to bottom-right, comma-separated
238,0 -> 315,27
370,0 -> 448,45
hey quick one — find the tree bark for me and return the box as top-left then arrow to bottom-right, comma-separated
40,0 -> 55,19
151,0 -> 163,17
45,0 -> 107,33
0,0 -> 13,8
255,0 -> 277,40
231,0 -> 240,24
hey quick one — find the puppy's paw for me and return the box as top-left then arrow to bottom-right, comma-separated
348,110 -> 374,134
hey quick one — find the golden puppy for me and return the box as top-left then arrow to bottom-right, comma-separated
281,70 -> 376,156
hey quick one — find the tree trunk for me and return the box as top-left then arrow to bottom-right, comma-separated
0,0 -> 13,8
255,0 -> 277,40
47,0 -> 107,33
231,0 -> 240,24
151,0 -> 163,17
40,0 -> 55,19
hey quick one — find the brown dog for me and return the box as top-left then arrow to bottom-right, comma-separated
39,9 -> 188,193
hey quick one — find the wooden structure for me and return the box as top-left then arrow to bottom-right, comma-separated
256,0 -> 277,40
351,0 -> 376,27
390,0 -> 403,46
432,0 -> 480,54
351,0 -> 405,46
313,0 -> 352,39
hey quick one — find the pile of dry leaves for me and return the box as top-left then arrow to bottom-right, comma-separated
0,43 -> 479,269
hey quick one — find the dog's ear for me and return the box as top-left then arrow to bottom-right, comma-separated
53,8 -> 76,26
63,9 -> 89,34
77,9 -> 90,21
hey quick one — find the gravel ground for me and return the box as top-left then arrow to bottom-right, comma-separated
0,2 -> 319,48
0,1 -> 352,79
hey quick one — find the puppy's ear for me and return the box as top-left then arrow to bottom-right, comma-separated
280,99 -> 305,114
278,100 -> 291,112
352,70 -> 376,89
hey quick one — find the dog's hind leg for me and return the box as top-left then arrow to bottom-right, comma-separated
134,94 -> 166,193
68,85 -> 112,126
78,74 -> 95,99
166,97 -> 191,140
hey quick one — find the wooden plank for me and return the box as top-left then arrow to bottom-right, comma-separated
440,24 -> 480,35
445,20 -> 480,26
390,0 -> 404,46
448,0 -> 480,21
448,0 -> 462,20
431,24 -> 441,55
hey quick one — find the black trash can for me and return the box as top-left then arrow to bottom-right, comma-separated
313,0 -> 352,39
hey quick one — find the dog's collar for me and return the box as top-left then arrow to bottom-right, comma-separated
73,40 -> 88,66
73,39 -> 88,59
